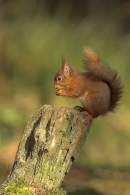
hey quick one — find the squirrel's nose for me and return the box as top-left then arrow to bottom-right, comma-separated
54,83 -> 57,89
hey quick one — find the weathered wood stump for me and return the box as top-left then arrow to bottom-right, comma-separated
2,105 -> 93,194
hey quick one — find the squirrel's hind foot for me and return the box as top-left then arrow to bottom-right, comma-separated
74,106 -> 94,118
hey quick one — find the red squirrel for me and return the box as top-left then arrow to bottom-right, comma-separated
54,47 -> 123,118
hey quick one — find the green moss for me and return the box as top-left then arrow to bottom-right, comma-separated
2,182 -> 35,195
1,182 -> 66,195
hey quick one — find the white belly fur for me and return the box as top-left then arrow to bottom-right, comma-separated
79,92 -> 88,108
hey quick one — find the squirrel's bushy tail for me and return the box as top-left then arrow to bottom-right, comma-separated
83,47 -> 123,112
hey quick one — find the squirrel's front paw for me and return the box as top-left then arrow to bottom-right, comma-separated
56,89 -> 63,96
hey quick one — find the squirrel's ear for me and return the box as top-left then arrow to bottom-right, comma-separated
62,57 -> 70,77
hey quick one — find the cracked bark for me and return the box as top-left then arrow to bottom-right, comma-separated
2,105 -> 93,194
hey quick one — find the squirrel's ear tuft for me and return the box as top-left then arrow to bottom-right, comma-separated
61,57 -> 70,77
62,57 -> 68,66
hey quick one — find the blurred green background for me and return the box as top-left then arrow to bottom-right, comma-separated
0,0 -> 130,194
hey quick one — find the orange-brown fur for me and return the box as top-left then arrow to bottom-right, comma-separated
54,47 -> 123,118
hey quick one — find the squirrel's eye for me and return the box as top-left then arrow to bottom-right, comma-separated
57,76 -> 62,81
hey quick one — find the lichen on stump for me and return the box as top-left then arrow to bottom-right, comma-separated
2,105 -> 93,193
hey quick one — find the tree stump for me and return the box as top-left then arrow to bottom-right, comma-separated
2,105 -> 93,194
